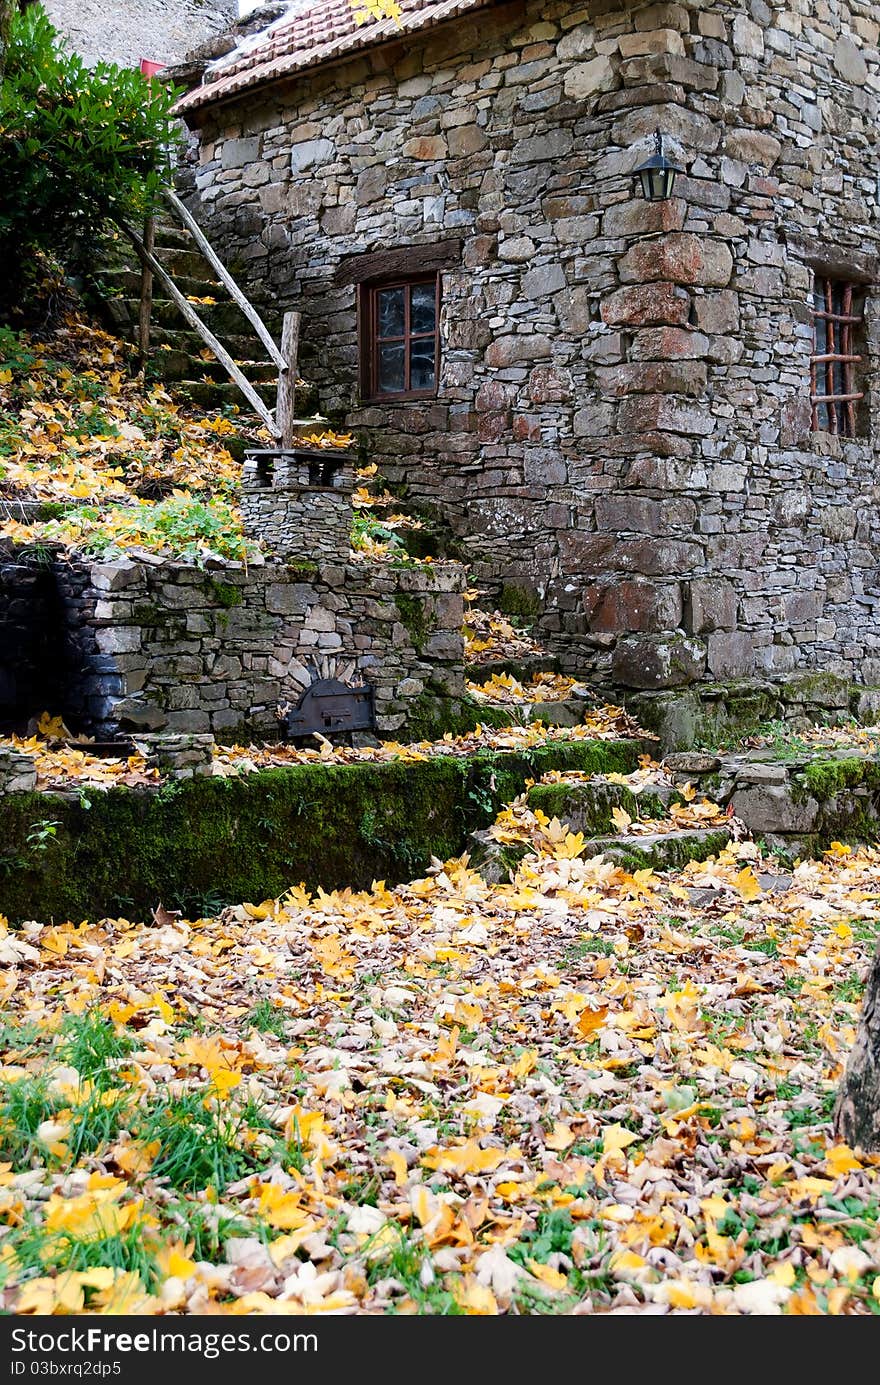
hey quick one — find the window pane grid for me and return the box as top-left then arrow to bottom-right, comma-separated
367,277 -> 439,399
810,275 -> 864,437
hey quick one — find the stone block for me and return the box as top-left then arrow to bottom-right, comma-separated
563,55 -> 616,99
692,291 -> 739,334
688,578 -> 737,633
834,35 -> 868,85
618,28 -> 685,58
706,630 -> 755,678
731,785 -> 819,835
95,626 -> 142,654
723,129 -> 782,167
617,394 -> 714,436
618,233 -> 733,288
221,137 -> 260,169
611,634 -> 706,688
601,282 -> 691,328
485,334 -> 552,366
596,360 -> 707,397
583,578 -> 682,633
629,327 -> 709,361
289,138 -> 334,173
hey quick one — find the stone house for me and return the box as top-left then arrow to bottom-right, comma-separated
41,0 -> 237,68
175,0 -> 880,695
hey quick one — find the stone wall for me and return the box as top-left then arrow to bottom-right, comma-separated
56,555 -> 465,739
183,0 -> 880,691
44,0 -> 237,68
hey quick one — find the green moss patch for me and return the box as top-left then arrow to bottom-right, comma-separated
0,738 -> 645,922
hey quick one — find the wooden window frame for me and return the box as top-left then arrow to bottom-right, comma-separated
358,275 -> 441,403
810,274 -> 865,437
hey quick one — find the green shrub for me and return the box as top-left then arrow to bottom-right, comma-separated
0,5 -> 179,281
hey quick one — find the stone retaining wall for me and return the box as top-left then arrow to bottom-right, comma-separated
56,555 -> 466,739
183,0 -> 880,690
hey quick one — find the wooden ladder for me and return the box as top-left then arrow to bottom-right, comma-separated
118,187 -> 300,443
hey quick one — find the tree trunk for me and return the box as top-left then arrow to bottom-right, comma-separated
0,0 -> 14,78
834,943 -> 880,1150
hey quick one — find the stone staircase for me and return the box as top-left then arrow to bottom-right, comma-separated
471,761 -> 733,881
97,221 -> 316,415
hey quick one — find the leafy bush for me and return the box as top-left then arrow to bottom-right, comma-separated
0,5 -> 179,278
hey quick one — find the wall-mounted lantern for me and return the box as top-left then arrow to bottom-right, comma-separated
633,131 -> 682,201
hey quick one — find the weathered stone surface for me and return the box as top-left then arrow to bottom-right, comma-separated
611,635 -> 706,689
618,234 -> 733,288
834,35 -> 868,85
706,630 -> 755,678
583,579 -> 682,633
601,282 -> 691,327
563,54 -> 616,99
688,578 -> 737,633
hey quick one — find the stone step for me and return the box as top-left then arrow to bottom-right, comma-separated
579,826 -> 732,871
101,268 -> 219,300
151,349 -> 277,384
470,821 -> 731,883
525,777 -> 679,835
465,655 -> 562,680
175,378 -> 278,409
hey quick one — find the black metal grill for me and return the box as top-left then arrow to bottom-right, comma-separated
280,677 -> 376,740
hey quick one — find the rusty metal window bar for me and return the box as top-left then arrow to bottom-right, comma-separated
810,276 -> 864,436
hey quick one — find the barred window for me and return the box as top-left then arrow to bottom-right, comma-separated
810,276 -> 864,436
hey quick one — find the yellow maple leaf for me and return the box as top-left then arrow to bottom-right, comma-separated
732,866 -> 762,901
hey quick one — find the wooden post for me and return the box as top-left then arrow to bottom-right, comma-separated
116,216 -> 278,435
162,187 -> 286,373
136,213 -> 155,370
276,310 -> 301,449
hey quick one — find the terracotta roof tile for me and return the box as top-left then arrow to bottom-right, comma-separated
175,0 -> 495,114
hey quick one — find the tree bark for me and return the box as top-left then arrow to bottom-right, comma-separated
0,0 -> 14,78
834,943 -> 880,1150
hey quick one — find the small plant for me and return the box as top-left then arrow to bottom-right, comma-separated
25,818 -> 61,852
244,999 -> 288,1039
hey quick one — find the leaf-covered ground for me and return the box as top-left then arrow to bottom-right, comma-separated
2,786 -> 879,1315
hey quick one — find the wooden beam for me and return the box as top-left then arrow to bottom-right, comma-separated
276,310 -> 301,449
161,186 -> 285,372
136,213 -> 155,370
117,217 -> 278,435
335,239 -> 463,288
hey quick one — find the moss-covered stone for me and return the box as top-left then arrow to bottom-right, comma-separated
204,579 -> 243,609
798,756 -> 880,802
498,583 -> 542,622
403,692 -> 516,741
526,781 -> 674,835
393,594 -> 437,652
584,828 -> 731,872
0,737 -> 645,922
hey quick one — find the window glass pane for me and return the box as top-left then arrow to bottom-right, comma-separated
409,339 -> 435,392
377,287 -> 405,339
410,282 -> 436,334
814,315 -> 826,356
378,342 -> 405,392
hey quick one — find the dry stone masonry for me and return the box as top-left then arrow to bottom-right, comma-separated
180,0 -> 880,695
56,556 -> 465,739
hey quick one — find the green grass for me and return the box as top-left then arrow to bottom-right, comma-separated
134,1089 -> 255,1193
59,1011 -> 134,1087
